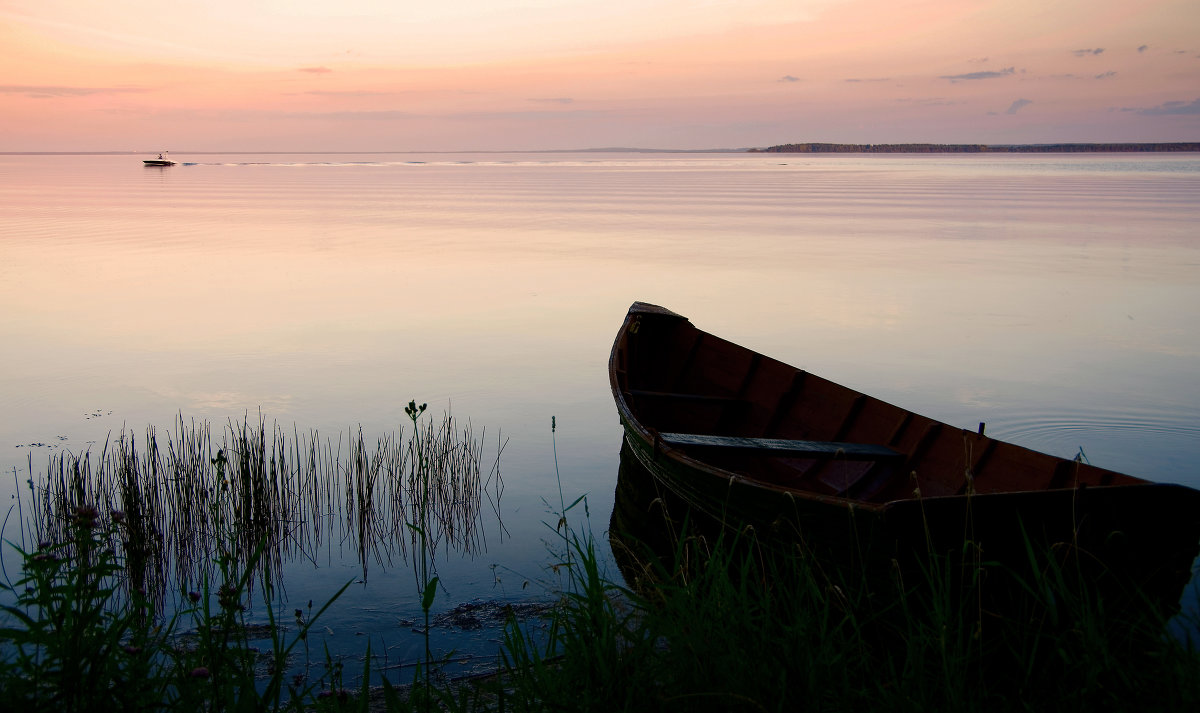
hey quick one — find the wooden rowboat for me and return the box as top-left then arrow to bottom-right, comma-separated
609,302 -> 1200,604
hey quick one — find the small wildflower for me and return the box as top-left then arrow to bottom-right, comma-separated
188,590 -> 201,603
218,583 -> 241,610
111,509 -> 126,523
190,666 -> 210,679
124,645 -> 143,655
317,689 -> 351,702
72,504 -> 100,529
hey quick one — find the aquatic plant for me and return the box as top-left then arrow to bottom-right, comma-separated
5,411 -> 1199,711
20,410 -> 503,609
0,498 -> 353,711
489,464 -> 1200,713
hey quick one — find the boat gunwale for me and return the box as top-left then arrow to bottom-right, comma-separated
608,301 -> 1162,515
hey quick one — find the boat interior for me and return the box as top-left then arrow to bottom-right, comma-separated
613,307 -> 1141,505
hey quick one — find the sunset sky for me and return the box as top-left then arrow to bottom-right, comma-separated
2,0 -> 1198,152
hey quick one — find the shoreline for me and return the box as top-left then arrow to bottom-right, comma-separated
753,142 -> 1200,153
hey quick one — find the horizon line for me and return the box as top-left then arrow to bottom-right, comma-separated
4,142 -> 1200,156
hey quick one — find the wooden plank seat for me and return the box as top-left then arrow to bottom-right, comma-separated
659,432 -> 901,461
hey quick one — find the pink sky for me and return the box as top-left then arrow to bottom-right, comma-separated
2,0 -> 1198,151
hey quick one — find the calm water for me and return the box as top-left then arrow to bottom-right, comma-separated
3,151 -> 1200,673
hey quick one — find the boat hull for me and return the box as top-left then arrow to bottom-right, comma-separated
609,302 -> 1200,607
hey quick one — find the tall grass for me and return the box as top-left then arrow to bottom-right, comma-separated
0,500 -> 355,711
1,406 -> 505,710
17,410 -> 504,609
493,515 -> 1200,711
491,445 -> 1200,712
5,411 -> 1198,711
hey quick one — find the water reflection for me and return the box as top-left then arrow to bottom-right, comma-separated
22,412 -> 504,610
2,152 -> 1199,670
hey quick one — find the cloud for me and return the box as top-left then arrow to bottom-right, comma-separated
1073,48 -> 1105,56
299,67 -> 332,74
939,67 -> 1015,82
528,97 -> 574,104
779,75 -> 800,82
1095,71 -> 1117,79
1138,98 -> 1200,115
1005,98 -> 1033,114
0,84 -> 146,98
845,77 -> 890,83
1138,45 -> 1149,53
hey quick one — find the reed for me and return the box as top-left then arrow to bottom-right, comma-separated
0,498 -> 355,711
492,497 -> 1200,712
6,411 -> 1198,711
1,405 -> 505,711
17,410 -> 503,609
484,418 -> 1200,711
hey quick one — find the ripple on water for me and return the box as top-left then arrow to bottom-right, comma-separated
987,406 -> 1200,486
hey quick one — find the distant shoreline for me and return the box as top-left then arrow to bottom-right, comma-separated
2,143 -> 1198,156
752,142 -> 1200,153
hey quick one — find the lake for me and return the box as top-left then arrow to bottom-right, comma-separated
2,151 -> 1199,675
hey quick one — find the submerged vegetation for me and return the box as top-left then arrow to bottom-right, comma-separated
2,411 -> 1198,710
